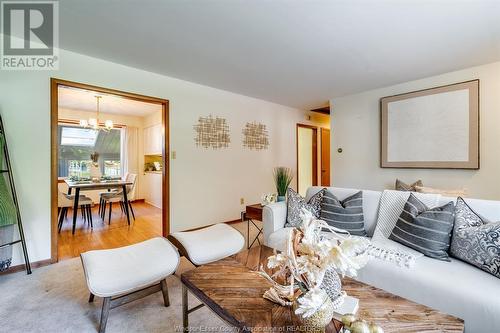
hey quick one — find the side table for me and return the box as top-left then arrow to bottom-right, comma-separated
241,204 -> 263,249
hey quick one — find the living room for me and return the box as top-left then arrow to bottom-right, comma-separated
0,1 -> 499,333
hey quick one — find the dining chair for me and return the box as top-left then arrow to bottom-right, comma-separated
58,189 -> 93,233
100,173 -> 137,224
97,172 -> 129,216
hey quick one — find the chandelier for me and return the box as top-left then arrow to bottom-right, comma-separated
79,95 -> 113,131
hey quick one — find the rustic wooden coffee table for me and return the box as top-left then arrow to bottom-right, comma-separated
181,245 -> 464,332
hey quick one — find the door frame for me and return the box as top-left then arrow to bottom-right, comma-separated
50,78 -> 170,263
296,124 -> 318,193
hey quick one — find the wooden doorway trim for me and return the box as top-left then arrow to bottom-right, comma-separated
296,124 -> 318,193
320,128 -> 331,186
50,78 -> 170,263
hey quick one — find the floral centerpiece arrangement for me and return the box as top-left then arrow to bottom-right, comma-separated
261,193 -> 277,206
259,209 -> 382,332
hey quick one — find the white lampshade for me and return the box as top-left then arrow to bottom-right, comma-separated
105,119 -> 114,130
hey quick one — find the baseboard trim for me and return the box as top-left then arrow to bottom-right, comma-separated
179,218 -> 243,232
225,219 -> 242,225
144,200 -> 161,209
0,258 -> 53,275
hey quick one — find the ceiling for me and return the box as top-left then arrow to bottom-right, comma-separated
54,0 -> 500,109
58,86 -> 162,117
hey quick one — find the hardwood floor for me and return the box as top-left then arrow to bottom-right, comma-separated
57,201 -> 263,261
58,201 -> 162,261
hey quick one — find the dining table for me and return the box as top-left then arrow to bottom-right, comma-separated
64,179 -> 133,234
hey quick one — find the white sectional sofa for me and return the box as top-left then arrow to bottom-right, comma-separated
263,186 -> 500,333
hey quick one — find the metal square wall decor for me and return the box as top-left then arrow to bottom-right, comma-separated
193,115 -> 230,149
242,121 -> 269,150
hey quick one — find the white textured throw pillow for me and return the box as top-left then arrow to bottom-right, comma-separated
372,190 -> 442,240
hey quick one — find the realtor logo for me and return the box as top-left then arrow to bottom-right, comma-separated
1,1 -> 59,70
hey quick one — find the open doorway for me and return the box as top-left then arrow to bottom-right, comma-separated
50,79 -> 169,262
297,124 -> 318,196
297,114 -> 331,195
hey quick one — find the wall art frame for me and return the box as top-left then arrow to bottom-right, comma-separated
380,79 -> 479,169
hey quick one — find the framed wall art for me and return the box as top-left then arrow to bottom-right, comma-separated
380,80 -> 479,169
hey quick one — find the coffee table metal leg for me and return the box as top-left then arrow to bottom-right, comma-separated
182,284 -> 188,331
247,219 -> 263,249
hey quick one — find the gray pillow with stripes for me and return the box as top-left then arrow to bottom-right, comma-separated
320,190 -> 367,236
389,193 -> 455,261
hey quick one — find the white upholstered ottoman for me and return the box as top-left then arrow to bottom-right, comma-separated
168,223 -> 245,266
80,237 -> 179,333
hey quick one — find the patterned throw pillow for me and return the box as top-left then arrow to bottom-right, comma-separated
320,190 -> 367,236
395,179 -> 423,192
450,197 -> 500,278
285,188 -> 325,228
389,193 -> 455,261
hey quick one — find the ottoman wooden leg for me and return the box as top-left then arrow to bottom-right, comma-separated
99,297 -> 111,333
160,279 -> 170,307
89,293 -> 95,303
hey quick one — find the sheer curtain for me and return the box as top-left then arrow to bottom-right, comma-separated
120,126 -> 139,179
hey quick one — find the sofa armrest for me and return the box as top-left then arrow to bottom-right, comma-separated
263,202 -> 287,245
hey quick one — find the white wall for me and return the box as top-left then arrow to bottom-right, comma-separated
0,46 -> 319,265
330,61 -> 500,200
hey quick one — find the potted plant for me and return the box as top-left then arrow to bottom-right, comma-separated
273,167 -> 293,202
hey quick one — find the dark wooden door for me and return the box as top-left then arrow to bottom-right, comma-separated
321,128 -> 330,186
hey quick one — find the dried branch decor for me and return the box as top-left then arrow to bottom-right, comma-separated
242,121 -> 269,150
193,115 -> 230,149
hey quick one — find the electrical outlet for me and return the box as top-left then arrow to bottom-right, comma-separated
240,198 -> 244,205
171,151 -> 176,159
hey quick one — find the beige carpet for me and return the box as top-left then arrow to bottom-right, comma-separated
0,256 -> 236,333
0,221 -> 263,332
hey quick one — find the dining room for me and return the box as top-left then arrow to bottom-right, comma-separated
53,81 -> 169,261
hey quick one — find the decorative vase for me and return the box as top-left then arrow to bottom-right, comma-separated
90,163 -> 101,181
295,295 -> 335,333
277,195 -> 286,202
321,268 -> 343,303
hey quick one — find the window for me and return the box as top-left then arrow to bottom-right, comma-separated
60,127 -> 98,146
58,125 -> 121,178
104,160 -> 121,177
68,160 -> 92,178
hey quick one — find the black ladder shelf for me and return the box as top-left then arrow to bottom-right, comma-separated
0,115 -> 31,274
